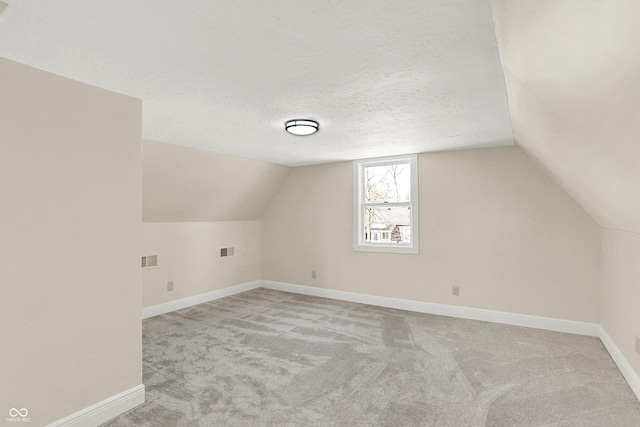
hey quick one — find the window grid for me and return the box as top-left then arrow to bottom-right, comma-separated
353,154 -> 419,254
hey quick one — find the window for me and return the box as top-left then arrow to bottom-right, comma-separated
353,154 -> 419,253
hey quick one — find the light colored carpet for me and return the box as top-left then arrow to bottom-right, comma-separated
103,288 -> 640,426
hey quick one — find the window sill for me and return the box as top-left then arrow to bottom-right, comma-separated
353,243 -> 419,254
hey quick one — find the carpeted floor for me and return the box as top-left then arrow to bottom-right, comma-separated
102,288 -> 640,426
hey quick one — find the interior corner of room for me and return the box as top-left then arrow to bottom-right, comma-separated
2,0 -> 639,425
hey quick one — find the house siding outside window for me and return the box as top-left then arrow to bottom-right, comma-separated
353,154 -> 419,254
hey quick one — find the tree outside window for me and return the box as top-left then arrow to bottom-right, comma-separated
353,154 -> 419,254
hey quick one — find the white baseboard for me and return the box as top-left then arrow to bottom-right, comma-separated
48,384 -> 145,427
599,327 -> 640,402
142,278 -> 598,336
137,279 -> 639,404
260,280 -> 600,337
142,280 -> 262,319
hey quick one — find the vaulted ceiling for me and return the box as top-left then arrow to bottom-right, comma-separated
0,0 -> 512,166
1,1 -> 637,232
491,0 -> 640,234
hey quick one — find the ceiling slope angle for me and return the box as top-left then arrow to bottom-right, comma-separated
0,0 -> 514,166
492,0 -> 640,234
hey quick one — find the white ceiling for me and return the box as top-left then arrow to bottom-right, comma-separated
0,0 -> 513,166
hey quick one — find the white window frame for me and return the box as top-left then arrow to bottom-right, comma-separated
353,154 -> 419,254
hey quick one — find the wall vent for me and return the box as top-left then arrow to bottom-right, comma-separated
141,255 -> 158,268
220,247 -> 235,258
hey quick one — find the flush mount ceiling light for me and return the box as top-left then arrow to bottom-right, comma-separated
285,119 -> 319,136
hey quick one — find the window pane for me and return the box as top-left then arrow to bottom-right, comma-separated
363,207 -> 412,244
364,163 -> 411,203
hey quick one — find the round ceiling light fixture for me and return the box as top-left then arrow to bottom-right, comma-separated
285,119 -> 319,136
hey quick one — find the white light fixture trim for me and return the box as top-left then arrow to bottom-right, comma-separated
285,119 -> 319,136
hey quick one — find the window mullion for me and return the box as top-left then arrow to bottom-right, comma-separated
353,153 -> 419,254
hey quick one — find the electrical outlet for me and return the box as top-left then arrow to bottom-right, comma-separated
167,281 -> 174,292
636,336 -> 640,356
452,285 -> 460,296
311,270 -> 316,279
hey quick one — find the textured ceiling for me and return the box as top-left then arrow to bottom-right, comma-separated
0,0 -> 513,166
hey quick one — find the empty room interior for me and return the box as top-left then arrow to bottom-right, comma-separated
1,0 -> 639,426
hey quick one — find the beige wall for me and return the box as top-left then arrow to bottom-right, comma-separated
262,146 -> 601,322
142,221 -> 261,308
0,59 -> 142,425
141,141 -> 284,308
491,0 -> 640,235
143,139 -> 290,222
601,228 -> 640,377
491,0 -> 640,383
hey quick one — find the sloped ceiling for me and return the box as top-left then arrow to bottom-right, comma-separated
0,0 -> 512,166
143,140 -> 291,222
492,0 -> 640,234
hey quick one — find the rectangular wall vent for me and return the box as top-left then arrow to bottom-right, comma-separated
220,247 -> 235,258
141,255 -> 158,269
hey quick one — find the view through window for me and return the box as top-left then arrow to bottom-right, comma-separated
353,154 -> 419,253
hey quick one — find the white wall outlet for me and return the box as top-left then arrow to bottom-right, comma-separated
167,281 -> 174,292
311,270 -> 317,279
452,285 -> 460,296
636,336 -> 640,356
228,247 -> 234,256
